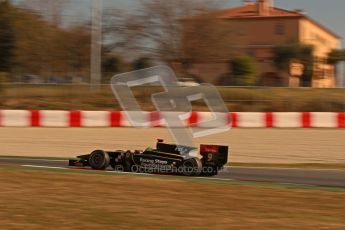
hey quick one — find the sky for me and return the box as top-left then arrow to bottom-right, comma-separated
63,0 -> 345,46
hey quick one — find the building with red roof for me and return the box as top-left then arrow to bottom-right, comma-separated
177,0 -> 340,87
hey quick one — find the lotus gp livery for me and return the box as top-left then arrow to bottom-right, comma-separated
69,139 -> 229,176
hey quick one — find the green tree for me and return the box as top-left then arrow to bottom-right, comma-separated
132,57 -> 153,70
0,0 -> 15,72
104,0 -> 224,62
327,49 -> 345,86
273,42 -> 314,86
327,49 -> 345,65
102,55 -> 126,83
231,55 -> 257,86
0,1 -> 92,81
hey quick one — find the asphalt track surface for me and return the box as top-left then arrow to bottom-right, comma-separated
1,157 -> 344,187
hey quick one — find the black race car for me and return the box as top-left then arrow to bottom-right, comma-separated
69,139 -> 228,176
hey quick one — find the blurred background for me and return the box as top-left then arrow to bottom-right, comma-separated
1,0 -> 345,111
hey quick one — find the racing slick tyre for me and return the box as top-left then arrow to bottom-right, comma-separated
89,150 -> 110,170
181,158 -> 202,176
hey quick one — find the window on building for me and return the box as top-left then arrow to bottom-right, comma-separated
275,24 -> 285,35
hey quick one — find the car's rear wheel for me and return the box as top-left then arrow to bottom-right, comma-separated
181,158 -> 202,176
203,166 -> 218,177
89,150 -> 110,170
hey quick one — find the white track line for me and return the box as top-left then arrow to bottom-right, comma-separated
20,164 -> 234,182
2,157 -> 343,172
22,165 -> 154,176
1,157 -> 67,162
23,165 -> 67,170
225,166 -> 345,172
17,165 -> 335,187
195,177 -> 233,182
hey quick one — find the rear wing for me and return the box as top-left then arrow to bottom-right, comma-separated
200,144 -> 228,167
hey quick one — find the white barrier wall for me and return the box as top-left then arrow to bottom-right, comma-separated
0,110 -> 344,128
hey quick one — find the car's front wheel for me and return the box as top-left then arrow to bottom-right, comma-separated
89,150 -> 110,170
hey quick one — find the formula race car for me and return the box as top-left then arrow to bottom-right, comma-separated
69,139 -> 228,176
